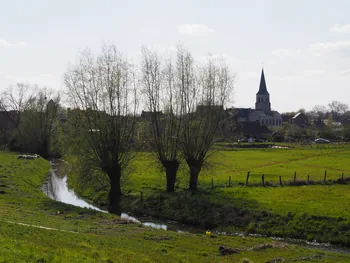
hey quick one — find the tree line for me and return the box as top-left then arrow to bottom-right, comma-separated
0,43 -> 234,214
283,101 -> 350,122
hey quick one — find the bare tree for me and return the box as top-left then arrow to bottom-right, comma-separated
177,46 -> 234,191
20,88 -> 60,157
311,104 -> 327,120
328,101 -> 349,121
141,47 -> 182,192
64,44 -> 137,214
0,84 -> 60,156
0,83 -> 33,145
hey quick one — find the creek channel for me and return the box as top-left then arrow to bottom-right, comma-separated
42,161 -> 173,231
42,161 -> 350,255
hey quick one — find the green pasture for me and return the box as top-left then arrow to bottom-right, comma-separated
122,144 -> 350,192
2,151 -> 348,262
65,144 -> 350,246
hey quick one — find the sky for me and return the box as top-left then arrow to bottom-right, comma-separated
1,0 -> 350,112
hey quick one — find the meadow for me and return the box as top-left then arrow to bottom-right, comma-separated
2,151 -> 350,262
127,144 -> 350,190
67,143 -> 350,246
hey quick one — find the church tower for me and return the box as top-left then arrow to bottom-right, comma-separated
255,69 -> 271,113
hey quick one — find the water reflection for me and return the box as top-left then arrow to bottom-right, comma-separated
42,164 -> 167,230
42,170 -> 106,212
120,213 -> 167,230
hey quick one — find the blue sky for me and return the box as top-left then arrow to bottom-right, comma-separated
1,0 -> 350,112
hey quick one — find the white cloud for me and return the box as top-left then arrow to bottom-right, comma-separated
0,71 -> 15,81
0,72 -> 58,87
196,54 -> 240,68
308,40 -> 350,53
274,40 -> 350,58
0,40 -> 29,48
177,24 -> 215,36
339,69 -> 350,75
272,48 -> 303,57
303,69 -> 325,76
330,24 -> 350,33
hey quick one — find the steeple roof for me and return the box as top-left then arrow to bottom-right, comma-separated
257,68 -> 269,95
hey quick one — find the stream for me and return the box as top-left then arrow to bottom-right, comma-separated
41,161 -> 350,255
41,163 -> 168,230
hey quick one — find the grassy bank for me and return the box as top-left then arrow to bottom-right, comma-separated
2,152 -> 349,262
67,144 -> 350,246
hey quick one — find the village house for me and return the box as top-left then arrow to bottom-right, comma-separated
233,121 -> 271,141
291,112 -> 309,128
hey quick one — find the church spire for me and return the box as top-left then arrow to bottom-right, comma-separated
257,68 -> 269,95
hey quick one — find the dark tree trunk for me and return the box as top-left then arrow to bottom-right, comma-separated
188,161 -> 202,191
39,139 -> 50,158
164,161 -> 179,192
107,168 -> 122,215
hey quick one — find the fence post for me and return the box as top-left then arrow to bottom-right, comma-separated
229,176 -> 231,187
279,176 -> 283,186
262,174 -> 265,187
211,178 -> 214,189
324,170 -> 327,184
294,171 -> 297,184
246,171 -> 250,186
307,175 -> 310,184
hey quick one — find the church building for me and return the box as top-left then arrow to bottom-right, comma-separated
235,69 -> 282,127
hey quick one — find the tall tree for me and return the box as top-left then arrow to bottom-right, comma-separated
177,46 -> 234,191
0,84 -> 60,157
328,101 -> 349,121
311,104 -> 327,120
141,47 -> 182,192
64,44 -> 137,214
20,88 -> 60,157
0,83 -> 33,148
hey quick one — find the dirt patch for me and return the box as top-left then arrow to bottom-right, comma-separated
265,258 -> 285,263
218,242 -> 288,257
250,242 -> 288,251
218,245 -> 240,255
144,236 -> 172,242
99,218 -> 136,225
291,254 -> 323,261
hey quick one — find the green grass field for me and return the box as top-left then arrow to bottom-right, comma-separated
123,144 -> 350,192
66,144 -> 350,246
3,152 -> 349,262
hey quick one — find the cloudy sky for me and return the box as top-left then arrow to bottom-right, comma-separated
1,0 -> 350,112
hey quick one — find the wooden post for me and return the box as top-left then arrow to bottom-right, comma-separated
262,174 -> 265,187
294,171 -> 296,184
246,171 -> 250,186
229,176 -> 231,187
324,170 -> 327,184
307,175 -> 310,184
211,178 -> 214,189
279,176 -> 283,186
